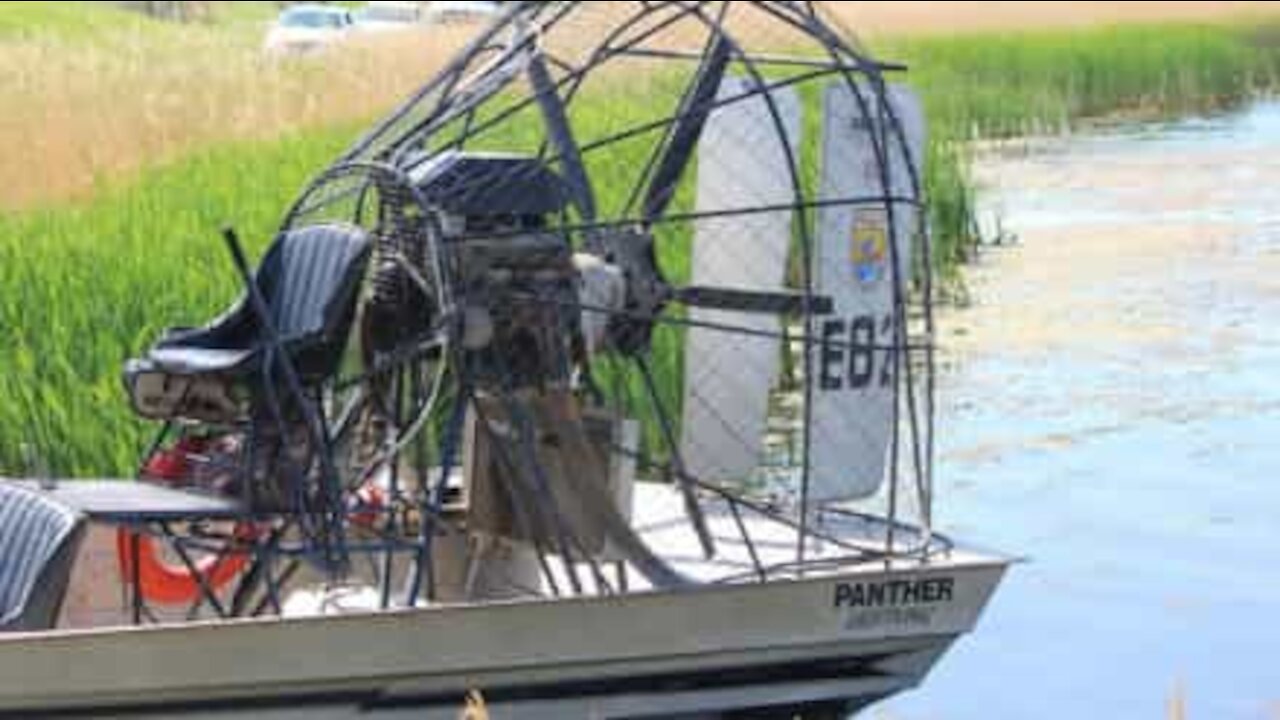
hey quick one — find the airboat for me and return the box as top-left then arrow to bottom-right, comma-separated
0,2 -> 1007,718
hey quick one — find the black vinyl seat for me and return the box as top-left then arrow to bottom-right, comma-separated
0,483 -> 87,632
125,224 -> 372,424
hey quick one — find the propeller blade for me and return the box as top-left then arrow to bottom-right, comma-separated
527,50 -> 597,224
642,35 -> 732,224
674,286 -> 834,316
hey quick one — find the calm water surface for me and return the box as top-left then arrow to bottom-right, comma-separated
881,101 -> 1280,719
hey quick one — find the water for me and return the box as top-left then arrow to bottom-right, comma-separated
881,102 -> 1280,719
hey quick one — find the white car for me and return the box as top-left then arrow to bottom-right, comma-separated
354,1 -> 424,31
425,1 -> 502,25
263,4 -> 355,56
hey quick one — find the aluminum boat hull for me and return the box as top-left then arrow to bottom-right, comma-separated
0,555 -> 1005,718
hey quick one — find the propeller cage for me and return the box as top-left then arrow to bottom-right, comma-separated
251,0 -> 940,598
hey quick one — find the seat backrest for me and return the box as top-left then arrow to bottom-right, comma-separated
255,224 -> 372,379
0,483 -> 86,632
258,224 -> 372,341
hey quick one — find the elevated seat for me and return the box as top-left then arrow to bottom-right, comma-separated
124,224 -> 372,425
0,483 -> 87,632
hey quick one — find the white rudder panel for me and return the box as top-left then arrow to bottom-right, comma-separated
809,82 -> 926,502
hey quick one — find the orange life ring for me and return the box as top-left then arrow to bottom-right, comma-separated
115,526 -> 254,606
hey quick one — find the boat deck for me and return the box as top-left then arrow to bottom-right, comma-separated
7,476 -> 999,628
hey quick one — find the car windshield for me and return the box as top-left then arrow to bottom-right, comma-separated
279,8 -> 345,29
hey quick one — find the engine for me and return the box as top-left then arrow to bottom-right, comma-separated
389,152 -> 626,392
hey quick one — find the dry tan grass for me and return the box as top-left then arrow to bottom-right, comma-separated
0,26 -> 471,209
4,2 -> 1280,210
0,5 -> 818,210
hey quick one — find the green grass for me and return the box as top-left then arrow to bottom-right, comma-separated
0,2 -> 153,42
0,2 -> 284,43
894,22 -> 1280,272
0,125 -> 357,475
207,1 -> 293,26
3,19 -> 1280,476
899,24 -> 1273,137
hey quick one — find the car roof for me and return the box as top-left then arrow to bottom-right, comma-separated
430,1 -> 500,9
283,4 -> 351,15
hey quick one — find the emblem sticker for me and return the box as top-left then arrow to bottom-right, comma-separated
851,212 -> 889,287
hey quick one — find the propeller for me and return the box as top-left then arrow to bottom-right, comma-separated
517,30 -> 828,563
528,32 -> 833,319
673,286 -> 833,316
632,36 -> 834,318
641,36 -> 733,225
527,46 -> 597,226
